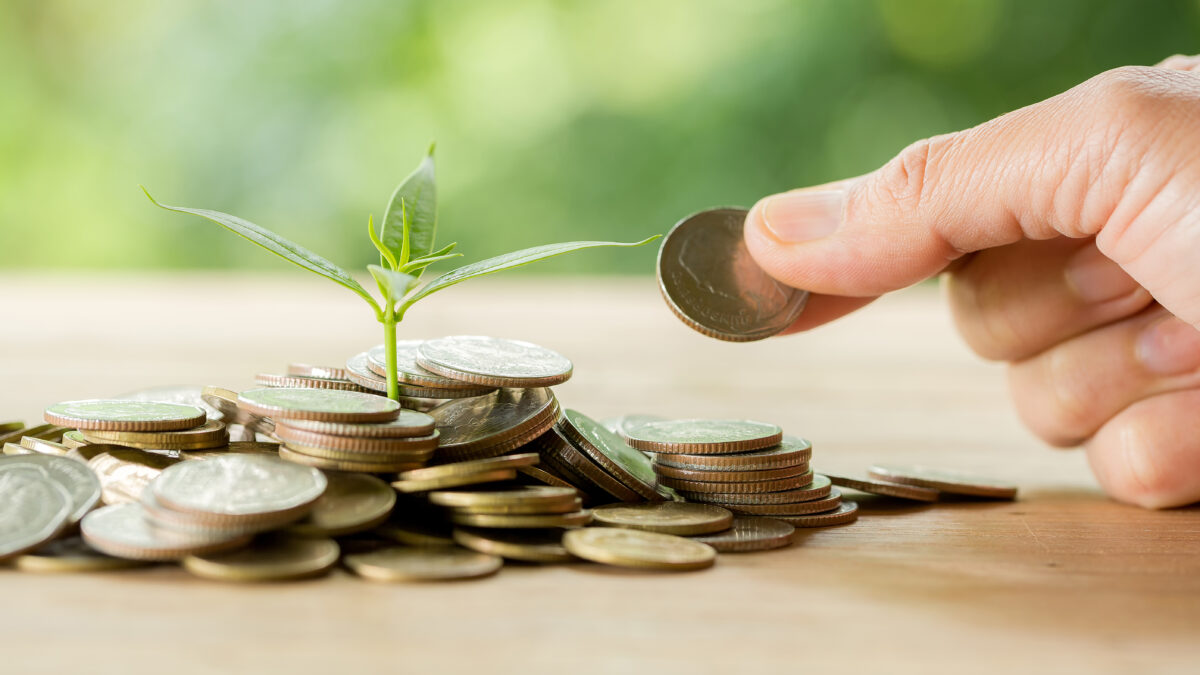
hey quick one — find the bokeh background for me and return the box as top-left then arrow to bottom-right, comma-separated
1,0 -> 1196,274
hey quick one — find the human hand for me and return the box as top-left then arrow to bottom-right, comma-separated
743,56 -> 1200,509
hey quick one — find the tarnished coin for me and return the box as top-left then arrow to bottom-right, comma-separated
429,485 -> 578,510
562,527 -> 716,571
237,388 -> 400,423
20,436 -> 69,456
278,446 -> 423,474
658,470 -> 814,494
602,414 -> 666,439
288,473 -> 397,537
85,446 -> 180,505
367,341 -> 489,390
417,336 -> 573,388
400,453 -> 539,482
81,503 -> 251,561
657,207 -> 809,342
288,363 -> 349,380
0,471 -> 73,561
274,426 -> 439,454
430,388 -> 557,459
14,536 -> 146,573
592,502 -> 733,536
825,473 -> 940,502
182,533 -> 340,582
868,464 -> 1018,499
82,420 -> 229,450
345,546 -> 502,582
654,437 -> 812,471
560,409 -> 660,501
1,454 -> 102,523
345,352 -> 493,399
626,419 -> 783,454
152,454 -> 327,523
690,517 -> 795,552
449,510 -> 592,529
453,527 -> 573,563
727,488 -> 843,516
274,410 -> 435,439
654,462 -> 811,483
392,468 -> 517,493
778,501 -> 859,527
254,373 -> 365,392
678,474 -> 832,505
201,386 -> 275,434
44,400 -> 206,432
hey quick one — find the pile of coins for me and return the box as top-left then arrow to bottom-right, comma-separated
0,334 -> 1018,582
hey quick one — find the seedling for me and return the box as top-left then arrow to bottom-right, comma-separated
143,145 -> 658,400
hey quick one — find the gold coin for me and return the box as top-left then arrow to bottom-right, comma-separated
562,527 -> 716,571
778,501 -> 859,527
274,425 -> 439,453
824,473 -> 940,502
345,545 -> 502,582
0,424 -> 59,446
516,465 -> 576,490
14,536 -> 147,573
274,410 -> 435,439
278,446 -> 423,474
60,431 -> 89,449
690,517 -> 795,552
452,527 -> 572,563
429,485 -> 577,510
181,441 -> 281,460
182,533 -> 340,582
727,489 -> 843,516
868,464 -> 1017,499
653,462 -> 810,483
3,442 -> 33,455
237,388 -> 401,424
287,473 -> 396,537
86,447 -> 181,505
658,470 -> 814,494
591,502 -> 733,536
0,421 -> 24,435
392,468 -> 516,494
678,474 -> 833,505
374,521 -> 456,547
254,373 -> 367,392
81,420 -> 229,450
19,436 -> 69,456
453,496 -> 583,516
399,453 -> 539,482
449,510 -> 592,529
279,441 -> 430,464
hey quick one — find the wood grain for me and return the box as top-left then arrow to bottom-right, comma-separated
1,273 -> 1198,674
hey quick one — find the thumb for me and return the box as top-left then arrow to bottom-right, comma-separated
744,65 -> 1200,326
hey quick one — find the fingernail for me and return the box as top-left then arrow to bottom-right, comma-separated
1137,315 -> 1200,375
1064,246 -> 1141,303
762,189 -> 844,243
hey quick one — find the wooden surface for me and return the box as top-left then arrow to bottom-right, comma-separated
2,273 -> 1199,674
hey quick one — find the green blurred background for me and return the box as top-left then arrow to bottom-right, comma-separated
1,0 -> 1196,274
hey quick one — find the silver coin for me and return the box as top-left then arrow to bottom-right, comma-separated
601,414 -> 665,439
345,351 -> 491,399
81,503 -> 250,560
657,207 -> 809,342
417,336 -> 573,387
429,388 -> 556,454
0,471 -> 72,561
366,341 -> 483,389
560,409 -> 660,500
0,454 -> 101,523
116,385 -> 222,422
625,418 -> 782,454
152,454 -> 327,518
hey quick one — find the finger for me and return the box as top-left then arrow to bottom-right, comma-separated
945,238 -> 1153,360
778,294 -> 877,335
1008,307 -> 1200,446
1157,54 -> 1200,72
743,66 -> 1200,326
1086,388 -> 1200,508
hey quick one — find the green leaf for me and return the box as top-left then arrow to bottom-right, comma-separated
399,252 -> 463,275
143,187 -> 381,313
368,264 -> 419,307
401,236 -> 660,308
381,145 -> 436,266
367,214 -> 398,270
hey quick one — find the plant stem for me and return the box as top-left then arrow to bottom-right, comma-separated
383,310 -> 399,401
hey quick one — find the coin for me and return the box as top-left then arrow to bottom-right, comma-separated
678,474 -> 833,505
417,336 -> 573,388
453,496 -> 584,516
0,423 -> 61,446
288,363 -> 349,380
275,426 -> 439,454
277,446 -> 423,474
60,430 -> 89,449
2,454 -> 102,523
779,501 -> 859,527
399,453 -> 539,482
20,436 -> 69,456
277,440 -> 431,464
560,409 -> 660,501
659,470 -> 813,494
516,465 -> 576,490
375,520 -> 456,547
4,442 -> 33,455
366,341 -> 489,390
44,400 -> 206,432
274,410 -> 435,439
562,527 -> 716,571
152,454 -> 327,524
449,510 -> 592,529
825,473 -> 940,502
345,546 -> 503,582
429,485 -> 578,510
430,388 -> 557,459
591,502 -> 733,535
288,473 -> 396,537
535,425 -> 641,502
80,503 -> 251,561
653,462 -> 811,483
141,489 -> 273,537
601,414 -> 665,439
690,517 -> 795,552
726,489 -> 843,516
115,384 -> 223,420
453,527 -> 573,563
181,441 -> 281,461
653,436 -> 812,470
345,351 -> 493,399
82,420 -> 230,450
201,386 -> 275,433
0,421 -> 24,434
182,533 -> 340,582
657,207 -> 809,342
254,373 -> 366,391
393,468 -> 517,493
14,536 -> 147,573
0,471 -> 73,561
868,465 -> 1018,499
626,419 -> 783,454
237,388 -> 401,423
85,447 -> 180,505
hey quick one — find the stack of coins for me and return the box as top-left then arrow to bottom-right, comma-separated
624,418 -> 858,528
532,409 -> 663,505
440,486 -> 588,564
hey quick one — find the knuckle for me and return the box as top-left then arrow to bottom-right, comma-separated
1008,352 -> 1096,447
871,136 -> 939,215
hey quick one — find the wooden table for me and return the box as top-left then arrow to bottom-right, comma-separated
3,273 -> 1198,674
